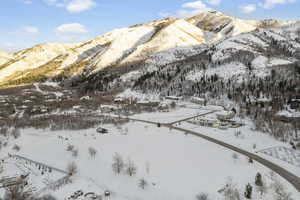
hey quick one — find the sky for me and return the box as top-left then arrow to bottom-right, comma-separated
0,0 -> 299,52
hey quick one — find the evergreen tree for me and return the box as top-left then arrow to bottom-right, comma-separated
244,183 -> 252,199
255,173 -> 263,187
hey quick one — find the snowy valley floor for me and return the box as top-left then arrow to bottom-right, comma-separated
0,103 -> 299,200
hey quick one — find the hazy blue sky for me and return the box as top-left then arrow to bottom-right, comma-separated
1,0 -> 299,52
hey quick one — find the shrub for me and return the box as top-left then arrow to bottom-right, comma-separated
12,145 -> 21,152
196,192 -> 209,200
67,162 -> 78,175
88,147 -> 97,158
138,178 -> 148,190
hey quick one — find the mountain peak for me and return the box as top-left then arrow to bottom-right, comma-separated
0,12 -> 299,88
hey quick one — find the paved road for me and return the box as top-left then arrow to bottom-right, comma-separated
171,126 -> 300,192
124,115 -> 300,192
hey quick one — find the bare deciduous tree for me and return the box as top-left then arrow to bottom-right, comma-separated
3,184 -> 33,200
125,158 -> 137,176
88,147 -> 97,158
271,179 -> 294,200
145,161 -> 150,175
223,179 -> 241,200
112,153 -> 124,174
11,128 -> 20,139
72,149 -> 78,158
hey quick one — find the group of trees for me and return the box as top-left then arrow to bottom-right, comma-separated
204,172 -> 293,200
112,153 -> 137,177
0,184 -> 57,200
111,153 -> 149,190
0,127 -> 20,139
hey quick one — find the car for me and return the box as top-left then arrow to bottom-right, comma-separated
84,192 -> 99,200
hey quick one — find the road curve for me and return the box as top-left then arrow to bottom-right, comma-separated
170,126 -> 300,192
126,117 -> 300,192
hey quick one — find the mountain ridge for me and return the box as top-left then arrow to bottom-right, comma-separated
0,11 -> 298,88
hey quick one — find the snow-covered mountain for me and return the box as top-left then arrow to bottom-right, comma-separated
0,50 -> 12,66
0,11 -> 298,89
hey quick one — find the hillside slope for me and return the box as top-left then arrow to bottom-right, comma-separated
0,50 -> 12,66
0,11 -> 297,88
78,22 -> 300,97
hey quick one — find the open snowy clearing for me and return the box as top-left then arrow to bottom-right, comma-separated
0,117 -> 299,199
131,102 -> 223,123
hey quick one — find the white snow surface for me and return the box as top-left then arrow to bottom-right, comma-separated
0,103 -> 299,199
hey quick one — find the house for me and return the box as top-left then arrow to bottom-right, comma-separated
289,94 -> 300,110
290,99 -> 300,109
216,111 -> 236,121
191,97 -> 206,105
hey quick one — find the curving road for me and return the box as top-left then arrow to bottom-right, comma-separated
125,116 -> 300,192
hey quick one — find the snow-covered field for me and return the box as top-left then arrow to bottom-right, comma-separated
131,102 -> 223,123
0,103 -> 299,200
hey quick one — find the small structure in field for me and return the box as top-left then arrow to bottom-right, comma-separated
96,127 -> 108,134
31,106 -> 49,114
114,96 -> 129,104
158,103 -> 169,112
216,111 -> 235,121
289,95 -> 300,110
165,96 -> 183,101
100,105 -> 118,112
137,100 -> 160,107
191,97 -> 206,105
73,105 -> 84,112
80,96 -> 90,101
250,97 -> 272,107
